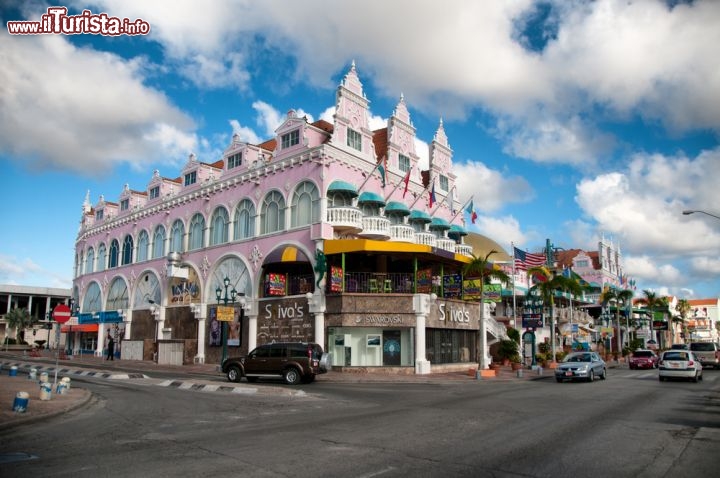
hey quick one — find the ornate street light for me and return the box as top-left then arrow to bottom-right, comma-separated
216,276 -> 237,364
682,210 -> 720,220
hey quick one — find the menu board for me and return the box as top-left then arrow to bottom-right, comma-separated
267,273 -> 286,296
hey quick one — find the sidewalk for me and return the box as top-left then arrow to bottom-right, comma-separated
0,350 -> 555,430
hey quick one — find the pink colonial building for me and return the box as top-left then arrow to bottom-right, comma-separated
71,63 -> 502,374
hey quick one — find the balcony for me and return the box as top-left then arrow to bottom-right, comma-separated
455,243 -> 473,257
389,224 -> 415,243
436,238 -> 456,253
414,232 -> 436,247
326,206 -> 363,233
358,216 -> 390,240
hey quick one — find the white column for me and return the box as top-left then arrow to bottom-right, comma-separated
193,303 -> 207,364
246,300 -> 257,352
307,292 -> 326,348
124,310 -> 133,340
96,324 -> 106,357
412,293 -> 435,375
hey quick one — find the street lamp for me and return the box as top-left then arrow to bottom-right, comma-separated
682,210 -> 720,220
216,276 -> 237,364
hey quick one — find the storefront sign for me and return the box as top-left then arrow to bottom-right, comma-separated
522,313 -> 543,328
330,266 -> 343,292
216,305 -> 235,322
354,315 -> 404,325
416,268 -> 432,293
258,298 -> 313,343
438,303 -> 470,323
266,273 -> 287,296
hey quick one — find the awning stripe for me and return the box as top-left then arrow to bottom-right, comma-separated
61,324 -> 99,333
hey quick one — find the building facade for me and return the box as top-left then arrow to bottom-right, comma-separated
0,284 -> 70,348
71,64 -> 505,373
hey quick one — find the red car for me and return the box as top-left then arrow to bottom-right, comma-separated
629,349 -> 658,369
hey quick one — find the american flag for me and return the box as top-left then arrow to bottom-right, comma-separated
514,246 -> 546,270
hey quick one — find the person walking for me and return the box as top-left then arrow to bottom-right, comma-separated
106,330 -> 115,361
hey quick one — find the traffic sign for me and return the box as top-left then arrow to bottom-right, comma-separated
52,304 -> 72,324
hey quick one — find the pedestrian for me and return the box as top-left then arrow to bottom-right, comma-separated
106,330 -> 115,360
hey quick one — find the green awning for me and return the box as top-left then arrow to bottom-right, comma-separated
328,180 -> 358,197
448,224 -> 468,238
358,191 -> 385,205
385,201 -> 410,215
408,210 -> 432,223
429,217 -> 451,230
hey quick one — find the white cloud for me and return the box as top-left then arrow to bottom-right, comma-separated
473,215 -> 529,251
0,34 -> 195,175
228,120 -> 262,145
454,161 -> 533,212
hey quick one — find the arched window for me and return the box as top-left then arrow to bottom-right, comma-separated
109,239 -> 119,268
210,207 -> 229,245
152,225 -> 166,259
170,219 -> 185,253
85,247 -> 95,274
261,190 -> 285,234
234,199 -> 255,240
97,243 -> 106,271
291,181 -> 319,227
107,277 -> 129,311
188,213 -> 205,250
136,230 -> 149,262
83,281 -> 103,314
122,234 -> 134,265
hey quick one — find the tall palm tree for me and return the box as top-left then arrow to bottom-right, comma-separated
4,307 -> 32,344
462,251 -> 511,369
675,298 -> 691,344
599,288 -> 634,356
527,267 -> 584,364
635,289 -> 669,346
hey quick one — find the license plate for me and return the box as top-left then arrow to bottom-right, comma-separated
565,371 -> 573,376
669,362 -> 680,368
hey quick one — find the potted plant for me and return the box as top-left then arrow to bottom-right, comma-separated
497,339 -> 519,367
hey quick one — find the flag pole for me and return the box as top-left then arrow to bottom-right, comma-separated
449,195 -> 474,223
356,157 -> 383,193
384,164 -> 413,202
429,185 -> 457,217
407,179 -> 433,209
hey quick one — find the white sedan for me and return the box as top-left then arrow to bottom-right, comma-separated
658,350 -> 703,382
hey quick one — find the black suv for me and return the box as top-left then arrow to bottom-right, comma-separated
222,342 -> 329,385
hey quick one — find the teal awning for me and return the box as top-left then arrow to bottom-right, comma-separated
448,224 -> 468,238
385,201 -> 410,215
328,180 -> 358,197
358,191 -> 385,205
429,217 -> 451,230
409,210 -> 432,223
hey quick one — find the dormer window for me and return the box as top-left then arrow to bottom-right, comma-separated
184,171 -> 197,186
281,130 -> 299,149
399,154 -> 410,173
96,209 -> 104,220
347,128 -> 362,151
120,199 -> 130,211
439,174 -> 449,192
149,186 -> 160,199
227,152 -> 242,170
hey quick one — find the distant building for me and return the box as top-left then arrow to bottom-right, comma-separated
0,284 -> 70,347
686,298 -> 719,342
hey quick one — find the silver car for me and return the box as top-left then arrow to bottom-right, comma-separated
658,350 -> 703,382
555,352 -> 607,383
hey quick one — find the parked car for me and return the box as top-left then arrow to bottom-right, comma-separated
222,342 -> 330,385
689,342 -> 720,369
555,352 -> 607,383
628,349 -> 658,369
658,350 -> 703,382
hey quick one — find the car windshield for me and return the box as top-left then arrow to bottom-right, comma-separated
663,352 -> 689,361
565,353 -> 592,363
690,343 -> 714,351
633,351 -> 653,357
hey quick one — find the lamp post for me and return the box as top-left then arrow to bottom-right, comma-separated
683,209 -> 720,220
216,276 -> 237,364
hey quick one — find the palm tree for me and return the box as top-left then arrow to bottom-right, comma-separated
462,251 -> 511,369
4,307 -> 32,344
527,267 -> 584,364
635,289 -> 669,346
675,298 -> 691,343
599,288 -> 634,356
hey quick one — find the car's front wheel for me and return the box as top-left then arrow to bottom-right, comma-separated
587,370 -> 594,382
226,365 -> 242,383
283,367 -> 301,385
693,372 -> 700,383
600,368 -> 607,380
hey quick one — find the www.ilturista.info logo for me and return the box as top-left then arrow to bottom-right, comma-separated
7,7 -> 151,36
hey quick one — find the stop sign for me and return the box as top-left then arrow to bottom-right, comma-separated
52,304 -> 72,324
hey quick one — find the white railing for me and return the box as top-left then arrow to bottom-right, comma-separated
455,244 -> 473,256
414,232 -> 436,247
436,238 -> 456,253
486,316 -> 508,340
359,216 -> 390,239
389,224 -> 415,243
326,206 -> 363,232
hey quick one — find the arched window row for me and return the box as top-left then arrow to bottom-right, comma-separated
76,184 -> 319,275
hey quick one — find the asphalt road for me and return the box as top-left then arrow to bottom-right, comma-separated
1,367 -> 718,477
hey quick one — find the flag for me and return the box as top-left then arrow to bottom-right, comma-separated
465,200 -> 477,224
429,182 -> 436,208
377,156 -> 387,187
513,246 -> 546,271
402,168 -> 411,197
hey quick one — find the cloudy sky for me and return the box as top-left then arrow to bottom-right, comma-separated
1,0 -> 719,299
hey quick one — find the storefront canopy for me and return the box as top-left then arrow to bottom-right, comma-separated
408,210 -> 432,223
328,180 -> 358,197
357,191 -> 385,206
264,245 -> 311,264
61,324 -> 99,333
384,201 -> 411,215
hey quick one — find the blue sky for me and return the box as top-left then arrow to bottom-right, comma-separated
1,0 -> 719,299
